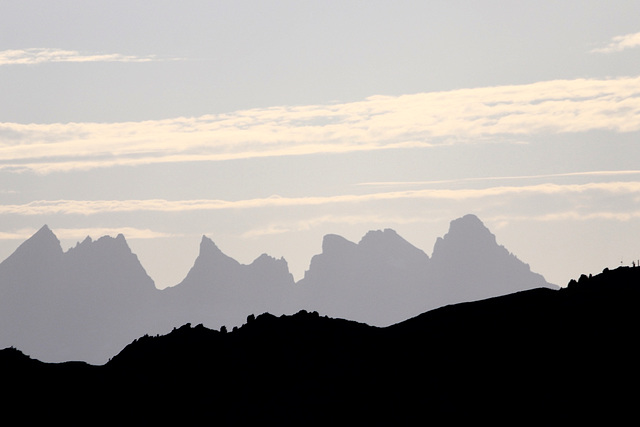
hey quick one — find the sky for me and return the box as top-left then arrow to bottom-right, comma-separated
1,1 -> 639,289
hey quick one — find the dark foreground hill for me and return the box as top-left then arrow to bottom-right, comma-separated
1,266 -> 638,424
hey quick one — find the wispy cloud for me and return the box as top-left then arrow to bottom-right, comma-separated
356,170 -> 640,188
1,181 -> 639,216
0,227 -> 178,240
591,31 -> 640,53
488,210 -> 640,225
241,214 -> 446,238
0,48 -> 175,65
1,75 -> 639,174
246,209 -> 640,239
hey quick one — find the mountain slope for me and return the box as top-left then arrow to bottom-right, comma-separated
159,235 -> 297,330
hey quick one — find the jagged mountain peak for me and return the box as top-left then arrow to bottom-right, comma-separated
249,253 -> 295,285
251,253 -> 286,266
37,224 -> 53,234
359,228 -> 398,244
172,235 -> 241,290
193,235 -> 241,269
430,214 -> 556,296
445,214 -> 494,242
431,214 -> 498,257
199,235 -> 225,255
62,232 -> 156,293
68,236 -> 92,252
95,233 -> 129,247
66,233 -> 133,258
359,228 -> 429,260
185,237 -> 293,279
321,233 -> 357,253
0,225 -> 63,269
29,224 -> 62,248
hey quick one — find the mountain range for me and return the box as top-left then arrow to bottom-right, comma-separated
1,266 -> 636,424
0,214 -> 556,364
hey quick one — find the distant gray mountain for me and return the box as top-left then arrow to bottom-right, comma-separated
0,226 -> 158,364
297,229 -> 431,325
0,215 -> 557,364
159,235 -> 297,331
297,215 -> 556,326
429,214 -> 553,303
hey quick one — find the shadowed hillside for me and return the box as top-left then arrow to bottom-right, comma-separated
1,266 -> 637,423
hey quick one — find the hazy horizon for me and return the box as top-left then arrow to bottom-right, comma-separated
2,1 -> 639,289
1,214 -> 555,288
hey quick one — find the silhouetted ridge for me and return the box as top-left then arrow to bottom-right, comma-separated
3,266 -> 636,423
109,310 -> 374,371
0,346 -> 36,365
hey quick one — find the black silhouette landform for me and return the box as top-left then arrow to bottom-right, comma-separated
1,267 -> 638,423
0,214 -> 556,364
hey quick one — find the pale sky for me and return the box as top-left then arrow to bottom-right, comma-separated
1,1 -> 639,289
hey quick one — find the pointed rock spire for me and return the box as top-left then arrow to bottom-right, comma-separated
0,225 -> 63,269
194,235 -> 239,267
30,224 -> 62,250
199,235 -> 223,254
430,214 -> 556,301
431,214 -> 498,260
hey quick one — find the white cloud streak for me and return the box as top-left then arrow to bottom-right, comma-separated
0,48 -> 171,65
241,213 -> 446,238
0,227 -> 177,240
489,210 -> 640,224
1,181 -> 639,216
591,32 -> 640,53
245,208 -> 640,239
356,170 -> 640,188
1,75 -> 639,174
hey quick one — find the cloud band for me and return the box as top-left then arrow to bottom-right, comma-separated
0,48 -> 169,65
591,31 -> 640,53
1,75 -> 639,174
1,181 -> 639,216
